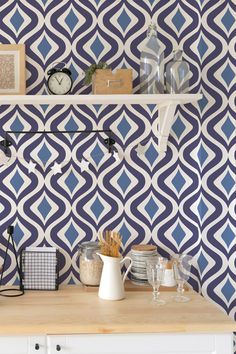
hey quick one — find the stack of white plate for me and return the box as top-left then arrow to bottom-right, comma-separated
130,244 -> 158,286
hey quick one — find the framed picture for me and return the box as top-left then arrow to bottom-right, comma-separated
0,44 -> 25,95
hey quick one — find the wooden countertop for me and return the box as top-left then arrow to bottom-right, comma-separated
0,286 -> 235,335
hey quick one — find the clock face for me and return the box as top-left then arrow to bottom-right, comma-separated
47,72 -> 72,95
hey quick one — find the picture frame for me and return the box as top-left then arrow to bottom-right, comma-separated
0,44 -> 25,95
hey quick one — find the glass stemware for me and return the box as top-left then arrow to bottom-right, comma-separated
146,257 -> 167,305
172,254 -> 192,303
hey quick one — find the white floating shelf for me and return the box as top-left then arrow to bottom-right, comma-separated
0,93 -> 202,153
0,93 -> 202,106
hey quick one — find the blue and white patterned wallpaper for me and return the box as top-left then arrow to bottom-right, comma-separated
0,0 -> 235,319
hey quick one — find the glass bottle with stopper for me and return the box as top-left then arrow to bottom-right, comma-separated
166,49 -> 190,94
140,23 -> 164,94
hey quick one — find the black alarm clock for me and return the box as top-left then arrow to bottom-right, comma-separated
47,62 -> 73,95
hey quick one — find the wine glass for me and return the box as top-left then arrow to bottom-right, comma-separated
172,254 -> 192,303
146,257 -> 167,305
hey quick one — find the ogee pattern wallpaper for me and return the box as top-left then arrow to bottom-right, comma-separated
0,0 -> 235,325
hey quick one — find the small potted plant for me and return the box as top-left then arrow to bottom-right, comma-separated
84,61 -> 110,87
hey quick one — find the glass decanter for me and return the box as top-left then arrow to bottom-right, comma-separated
140,23 -> 164,94
166,50 -> 190,94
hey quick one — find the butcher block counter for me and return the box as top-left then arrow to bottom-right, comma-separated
0,286 -> 235,354
0,285 -> 235,335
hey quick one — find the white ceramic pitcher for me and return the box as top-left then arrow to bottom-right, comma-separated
98,254 -> 133,300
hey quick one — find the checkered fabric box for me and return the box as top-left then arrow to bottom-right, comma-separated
20,247 -> 59,290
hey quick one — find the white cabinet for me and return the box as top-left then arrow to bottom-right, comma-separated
0,333 -> 233,354
0,336 -> 46,354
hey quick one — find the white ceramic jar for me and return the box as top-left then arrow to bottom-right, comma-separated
161,261 -> 176,287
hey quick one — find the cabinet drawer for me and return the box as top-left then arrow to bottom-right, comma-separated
0,336 -> 28,354
47,333 -> 233,354
0,336 -> 46,354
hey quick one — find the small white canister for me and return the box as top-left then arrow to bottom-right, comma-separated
161,261 -> 176,287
